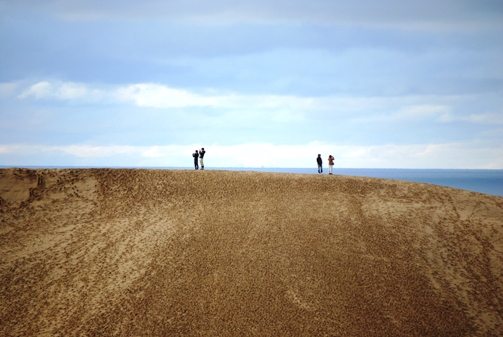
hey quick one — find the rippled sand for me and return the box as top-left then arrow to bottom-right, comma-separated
1,168 -> 502,336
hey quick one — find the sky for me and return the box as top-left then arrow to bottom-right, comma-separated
1,0 -> 502,168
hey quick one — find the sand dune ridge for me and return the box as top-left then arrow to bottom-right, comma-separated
1,168 -> 503,336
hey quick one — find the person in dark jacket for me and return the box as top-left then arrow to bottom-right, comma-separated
193,150 -> 199,170
317,154 -> 323,174
199,148 -> 206,170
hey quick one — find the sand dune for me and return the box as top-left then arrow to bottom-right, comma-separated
1,168 -> 502,336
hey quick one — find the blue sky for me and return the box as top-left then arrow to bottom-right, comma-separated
1,0 -> 502,168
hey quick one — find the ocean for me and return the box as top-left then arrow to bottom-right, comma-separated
2,166 -> 503,197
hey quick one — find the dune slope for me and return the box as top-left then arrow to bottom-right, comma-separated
1,168 -> 503,336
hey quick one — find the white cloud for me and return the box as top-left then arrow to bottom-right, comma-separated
113,83 -> 318,110
12,81 -> 460,115
55,83 -> 89,100
1,142 -> 502,169
16,81 -> 320,110
352,104 -> 455,123
0,144 -> 24,154
114,84 -> 224,108
17,81 -> 97,101
398,105 -> 451,119
13,81 -> 501,129
51,145 -> 143,157
461,112 -> 503,124
376,106 -> 503,125
18,81 -> 53,99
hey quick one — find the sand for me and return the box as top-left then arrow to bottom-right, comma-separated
1,168 -> 502,336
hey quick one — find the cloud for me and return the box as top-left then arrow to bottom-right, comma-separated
350,104 -> 455,123
17,82 -> 53,99
17,81 -> 98,101
358,103 -> 503,125
12,81 -> 459,114
16,81 -> 319,110
114,84 -> 224,108
398,105 -> 456,123
114,83 -> 320,110
461,112 -> 503,124
56,83 -> 89,100
397,108 -> 503,125
1,142 -> 502,169
13,81 -> 502,135
52,145 -> 143,158
398,105 -> 451,119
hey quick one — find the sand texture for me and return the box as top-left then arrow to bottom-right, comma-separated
1,168 -> 503,336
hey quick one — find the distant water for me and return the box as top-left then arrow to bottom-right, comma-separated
211,168 -> 503,197
2,166 -> 502,197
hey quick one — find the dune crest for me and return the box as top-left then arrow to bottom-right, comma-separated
1,168 -> 503,336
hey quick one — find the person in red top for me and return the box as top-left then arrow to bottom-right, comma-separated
328,155 -> 334,175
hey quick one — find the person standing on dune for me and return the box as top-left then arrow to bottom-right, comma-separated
199,147 -> 206,170
193,150 -> 199,170
317,154 -> 323,174
328,155 -> 334,175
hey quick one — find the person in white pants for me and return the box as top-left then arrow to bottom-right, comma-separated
199,148 -> 206,170
328,155 -> 334,175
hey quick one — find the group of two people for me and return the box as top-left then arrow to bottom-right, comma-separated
193,148 -> 206,170
317,154 -> 334,175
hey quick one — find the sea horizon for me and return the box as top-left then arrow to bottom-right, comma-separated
2,166 -> 502,197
